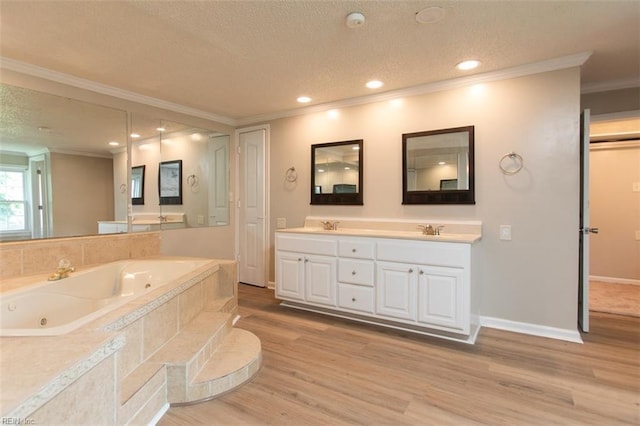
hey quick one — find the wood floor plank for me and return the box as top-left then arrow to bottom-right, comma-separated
158,285 -> 640,425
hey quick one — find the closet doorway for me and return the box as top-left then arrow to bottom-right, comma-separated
588,115 -> 640,318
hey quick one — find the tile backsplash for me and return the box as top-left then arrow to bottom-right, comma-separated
0,232 -> 161,280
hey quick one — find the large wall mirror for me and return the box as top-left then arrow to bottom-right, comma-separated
0,83 -> 231,242
311,139 -> 363,205
129,114 -> 230,230
0,83 -> 128,241
402,126 -> 475,204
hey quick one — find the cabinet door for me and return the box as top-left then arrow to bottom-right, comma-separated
305,255 -> 336,306
275,252 -> 305,301
417,266 -> 467,332
376,262 -> 417,321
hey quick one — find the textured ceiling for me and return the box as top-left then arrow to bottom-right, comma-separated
0,1 -> 639,122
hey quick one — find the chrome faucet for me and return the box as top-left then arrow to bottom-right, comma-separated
48,259 -> 75,281
158,215 -> 168,223
418,224 -> 444,236
321,220 -> 339,231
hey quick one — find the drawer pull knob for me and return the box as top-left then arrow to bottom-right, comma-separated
409,268 -> 414,273
352,248 -> 356,253
352,271 -> 356,275
297,258 -> 302,261
419,270 -> 424,275
352,297 -> 356,302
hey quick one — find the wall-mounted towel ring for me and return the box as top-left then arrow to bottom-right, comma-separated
119,183 -> 127,194
187,174 -> 198,186
499,152 -> 524,175
285,166 -> 297,182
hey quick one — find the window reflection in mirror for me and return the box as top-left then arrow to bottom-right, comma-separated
0,83 -> 128,241
402,126 -> 475,204
311,139 -> 363,205
131,165 -> 145,205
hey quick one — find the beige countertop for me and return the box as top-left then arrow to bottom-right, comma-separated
277,227 -> 481,244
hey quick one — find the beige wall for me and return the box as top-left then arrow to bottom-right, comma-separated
50,153 -> 114,237
589,143 -> 640,281
581,87 -> 640,116
267,68 -> 581,331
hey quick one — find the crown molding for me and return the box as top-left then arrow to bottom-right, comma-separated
237,51 -> 593,125
2,52 -> 593,128
581,77 -> 640,94
0,57 -> 237,126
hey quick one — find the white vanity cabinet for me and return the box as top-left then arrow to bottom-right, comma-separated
275,235 -> 337,307
275,229 -> 479,343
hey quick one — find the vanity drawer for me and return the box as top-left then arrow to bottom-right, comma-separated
338,259 -> 374,286
276,234 -> 337,256
338,283 -> 374,313
338,239 -> 375,259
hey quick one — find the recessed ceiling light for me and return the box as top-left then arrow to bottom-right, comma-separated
156,127 -> 166,132
456,60 -> 481,71
366,80 -> 384,89
297,96 -> 312,103
108,141 -> 120,146
438,161 -> 446,165
344,166 -> 350,170
130,133 -> 140,138
352,146 -> 360,150
318,168 -> 325,173
416,6 -> 445,24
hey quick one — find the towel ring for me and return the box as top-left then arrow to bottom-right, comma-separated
499,152 -> 523,175
187,174 -> 198,186
285,166 -> 297,182
119,183 -> 127,194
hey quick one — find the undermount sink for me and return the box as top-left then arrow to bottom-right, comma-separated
278,227 -> 480,243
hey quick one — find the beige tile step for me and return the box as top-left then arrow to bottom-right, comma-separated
119,362 -> 166,424
204,295 -> 237,314
183,328 -> 262,403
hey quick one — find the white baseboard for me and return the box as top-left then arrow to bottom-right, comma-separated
480,316 -> 583,344
590,275 -> 640,286
267,281 -> 275,290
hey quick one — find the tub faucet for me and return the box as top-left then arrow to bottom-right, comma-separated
48,259 -> 75,281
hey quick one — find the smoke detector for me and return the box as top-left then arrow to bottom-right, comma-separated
346,12 -> 365,28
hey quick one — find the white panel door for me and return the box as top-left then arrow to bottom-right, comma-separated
209,136 -> 229,226
239,128 -> 267,287
579,110 -> 593,332
376,262 -> 417,321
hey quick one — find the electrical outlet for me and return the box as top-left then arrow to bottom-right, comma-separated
276,217 -> 287,229
499,225 -> 512,241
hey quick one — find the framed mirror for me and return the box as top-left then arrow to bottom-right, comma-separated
131,165 -> 145,205
158,160 -> 182,205
311,139 -> 363,205
402,126 -> 475,204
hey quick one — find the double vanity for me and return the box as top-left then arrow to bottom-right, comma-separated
275,218 -> 482,344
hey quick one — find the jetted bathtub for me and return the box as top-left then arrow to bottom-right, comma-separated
0,258 -> 211,336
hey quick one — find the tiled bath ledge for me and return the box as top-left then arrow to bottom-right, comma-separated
0,257 -> 261,424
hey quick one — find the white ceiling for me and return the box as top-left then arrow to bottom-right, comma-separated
0,1 -> 639,123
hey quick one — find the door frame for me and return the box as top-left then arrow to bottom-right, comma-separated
234,124 -> 270,287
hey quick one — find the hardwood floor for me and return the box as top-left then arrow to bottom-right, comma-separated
159,284 -> 640,425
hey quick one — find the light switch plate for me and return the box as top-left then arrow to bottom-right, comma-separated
276,217 -> 287,229
500,225 -> 512,241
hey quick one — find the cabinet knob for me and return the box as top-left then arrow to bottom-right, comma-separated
304,258 -> 309,263
352,248 -> 356,253
408,268 -> 414,273
297,258 -> 302,262
419,270 -> 424,275
352,271 -> 356,275
352,297 -> 356,302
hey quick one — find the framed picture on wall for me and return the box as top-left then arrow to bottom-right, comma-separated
158,160 -> 182,205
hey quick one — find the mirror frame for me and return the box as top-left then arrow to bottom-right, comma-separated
131,165 -> 145,205
158,159 -> 183,205
311,139 -> 363,206
402,125 -> 475,205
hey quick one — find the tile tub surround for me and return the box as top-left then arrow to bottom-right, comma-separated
0,257 -> 261,424
0,232 -> 161,280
